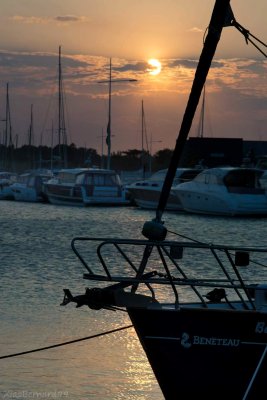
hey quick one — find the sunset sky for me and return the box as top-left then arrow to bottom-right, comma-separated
0,0 -> 266,156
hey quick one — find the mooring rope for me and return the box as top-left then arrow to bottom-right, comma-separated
0,324 -> 133,360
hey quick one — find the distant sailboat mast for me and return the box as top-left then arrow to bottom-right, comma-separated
28,103 -> 33,147
141,100 -> 150,177
28,103 -> 34,169
58,46 -> 68,168
98,58 -> 137,169
2,83 -> 14,170
107,58 -> 112,170
197,84 -> 206,138
5,83 -> 12,149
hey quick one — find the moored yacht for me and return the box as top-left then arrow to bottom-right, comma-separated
126,168 -> 203,210
0,171 -> 18,200
172,167 -> 267,216
45,168 -> 130,206
10,170 -> 53,202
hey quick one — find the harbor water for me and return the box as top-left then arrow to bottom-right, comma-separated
1,200 -> 267,400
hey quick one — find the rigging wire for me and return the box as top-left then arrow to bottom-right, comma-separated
0,325 -> 133,360
167,229 -> 205,245
224,5 -> 267,54
167,229 -> 267,268
231,16 -> 267,58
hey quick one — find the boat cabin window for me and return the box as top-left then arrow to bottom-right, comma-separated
28,176 -> 36,187
59,172 -> 77,184
83,175 -> 92,185
150,170 -> 167,181
224,170 -> 263,188
194,172 -> 208,183
18,175 -> 30,184
82,173 -> 121,186
93,174 -> 120,186
178,169 -> 202,183
76,174 -> 86,185
95,175 -> 105,186
194,172 -> 219,184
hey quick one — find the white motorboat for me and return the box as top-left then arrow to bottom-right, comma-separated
11,170 -> 53,202
45,168 -> 130,206
0,172 -> 18,200
126,168 -> 202,210
172,167 -> 267,216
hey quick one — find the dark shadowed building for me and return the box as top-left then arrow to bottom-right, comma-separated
181,137 -> 244,167
181,138 -> 267,168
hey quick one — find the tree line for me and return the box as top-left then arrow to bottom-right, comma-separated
0,143 -> 174,173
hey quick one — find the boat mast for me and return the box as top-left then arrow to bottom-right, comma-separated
142,100 -> 151,176
98,59 -> 137,170
4,83 -> 13,170
28,103 -> 33,147
107,58 -> 112,170
50,120 -> 54,171
153,0 -> 232,227
141,100 -> 147,178
141,100 -> 144,176
198,84 -> 206,138
58,45 -> 62,160
28,103 -> 34,169
58,45 -> 67,168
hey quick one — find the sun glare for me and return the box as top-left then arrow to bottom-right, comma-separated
147,58 -> 162,75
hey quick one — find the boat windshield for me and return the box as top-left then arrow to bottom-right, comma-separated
83,172 -> 121,186
17,174 -> 31,184
149,170 -> 167,182
96,174 -> 120,186
224,169 -> 263,189
59,172 -> 79,184
194,171 -> 221,184
175,169 -> 202,184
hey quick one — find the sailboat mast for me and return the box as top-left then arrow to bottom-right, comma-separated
4,83 -> 8,149
50,120 -> 54,171
4,83 -> 14,170
57,45 -> 68,168
29,103 -> 33,147
58,46 -> 62,150
5,83 -> 13,148
107,58 -> 112,170
58,46 -> 62,165
198,84 -> 206,138
28,103 -> 34,169
98,58 -> 137,170
141,100 -> 145,178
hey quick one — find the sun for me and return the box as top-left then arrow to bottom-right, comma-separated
147,58 -> 162,75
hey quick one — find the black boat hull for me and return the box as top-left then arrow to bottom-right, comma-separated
128,307 -> 267,399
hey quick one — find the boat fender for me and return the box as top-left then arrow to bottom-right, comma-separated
235,251 -> 250,266
255,284 -> 267,311
170,246 -> 183,259
205,288 -> 226,303
142,219 -> 167,241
